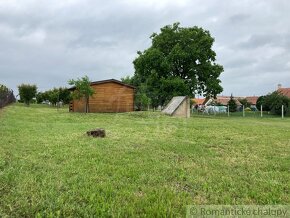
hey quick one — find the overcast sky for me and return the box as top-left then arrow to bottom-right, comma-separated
1,0 -> 290,97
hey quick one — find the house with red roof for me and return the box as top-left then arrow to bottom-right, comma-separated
277,84 -> 290,98
191,98 -> 206,105
244,96 -> 259,105
204,95 -> 258,108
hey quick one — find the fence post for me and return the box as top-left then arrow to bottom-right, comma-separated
243,105 -> 245,117
227,105 -> 229,117
261,105 -> 263,117
282,105 -> 284,119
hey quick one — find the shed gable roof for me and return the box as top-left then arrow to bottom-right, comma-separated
68,79 -> 135,91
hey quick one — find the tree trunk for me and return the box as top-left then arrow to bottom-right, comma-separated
86,96 -> 89,113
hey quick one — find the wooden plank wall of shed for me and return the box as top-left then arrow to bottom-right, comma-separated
73,98 -> 86,112
72,82 -> 134,112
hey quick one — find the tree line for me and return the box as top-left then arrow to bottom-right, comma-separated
227,92 -> 290,116
4,23 -> 289,117
0,84 -> 16,108
256,91 -> 290,115
17,76 -> 93,113
18,84 -> 71,106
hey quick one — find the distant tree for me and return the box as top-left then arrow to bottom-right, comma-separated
120,76 -> 134,86
68,76 -> 94,113
238,98 -> 251,108
36,91 -> 49,104
47,88 -> 59,106
264,91 -> 290,116
0,84 -> 8,94
0,84 -> 9,100
59,88 -> 72,104
18,84 -> 37,106
0,84 -> 16,108
256,96 -> 270,111
36,88 -> 71,105
132,22 -> 224,108
228,94 -> 237,112
36,92 -> 45,104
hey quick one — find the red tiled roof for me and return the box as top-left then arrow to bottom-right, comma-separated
202,95 -> 259,106
245,96 -> 258,105
192,98 -> 205,105
213,96 -> 242,106
278,88 -> 290,98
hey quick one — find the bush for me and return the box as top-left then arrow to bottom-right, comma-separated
0,84 -> 16,108
262,91 -> 290,116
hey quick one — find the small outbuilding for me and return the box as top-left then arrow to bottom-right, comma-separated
69,79 -> 135,113
162,96 -> 190,118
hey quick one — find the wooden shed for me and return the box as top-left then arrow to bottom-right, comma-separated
69,79 -> 135,113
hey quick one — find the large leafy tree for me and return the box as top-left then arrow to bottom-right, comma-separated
68,76 -> 94,113
132,22 -> 223,107
18,84 -> 37,106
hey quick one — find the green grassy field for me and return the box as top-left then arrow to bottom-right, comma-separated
0,104 -> 289,217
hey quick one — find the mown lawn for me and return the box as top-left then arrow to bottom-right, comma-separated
0,104 -> 289,217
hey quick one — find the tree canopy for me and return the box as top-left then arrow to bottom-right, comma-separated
18,84 -> 37,106
36,88 -> 71,105
0,84 -> 9,97
256,96 -> 270,111
238,98 -> 251,108
256,92 -> 290,115
68,76 -> 94,113
131,22 -> 223,108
